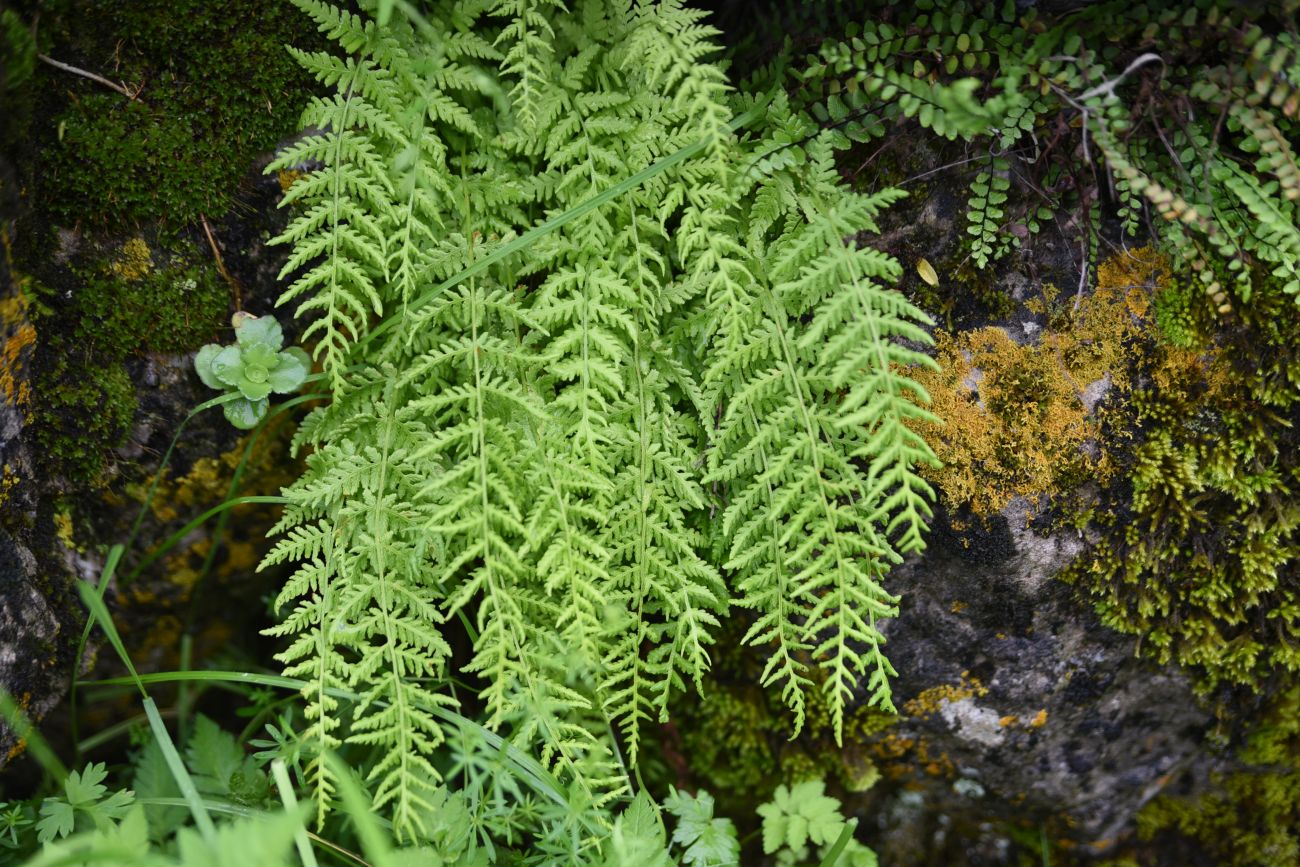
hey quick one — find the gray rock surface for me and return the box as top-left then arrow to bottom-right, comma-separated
0,150 -> 86,765
862,498 -> 1217,863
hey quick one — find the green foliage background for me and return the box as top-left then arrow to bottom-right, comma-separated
1,0 -> 1298,865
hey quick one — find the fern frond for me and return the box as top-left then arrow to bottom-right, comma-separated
704,133 -> 935,737
492,0 -> 563,128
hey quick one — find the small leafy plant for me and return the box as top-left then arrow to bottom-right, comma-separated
193,313 -> 310,428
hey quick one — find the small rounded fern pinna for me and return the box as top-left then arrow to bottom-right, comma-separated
193,312 -> 310,428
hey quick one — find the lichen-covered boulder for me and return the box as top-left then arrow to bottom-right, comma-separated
671,144 -> 1293,861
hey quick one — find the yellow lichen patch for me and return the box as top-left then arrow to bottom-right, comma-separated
0,290 -> 35,408
909,249 -> 1168,516
1029,708 -> 1048,728
54,510 -> 77,551
0,465 -> 18,508
0,292 -> 27,324
999,714 -> 1019,727
162,545 -> 204,592
136,427 -> 294,524
109,237 -> 154,281
903,671 -> 989,718
130,614 -> 185,670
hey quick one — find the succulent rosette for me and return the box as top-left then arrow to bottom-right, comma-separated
194,313 -> 310,428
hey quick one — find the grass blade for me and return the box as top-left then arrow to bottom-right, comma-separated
273,759 -> 319,867
818,818 -> 858,867
323,751 -> 392,865
77,581 -> 143,698
143,696 -> 217,843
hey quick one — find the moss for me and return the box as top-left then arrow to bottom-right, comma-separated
908,248 -> 1176,526
1064,256 -> 1300,694
29,345 -> 137,484
74,237 -> 228,356
1136,687 -> 1300,866
909,325 -> 1100,518
32,0 -> 315,230
1151,279 -> 1207,349
20,233 -> 229,483
663,623 -> 897,813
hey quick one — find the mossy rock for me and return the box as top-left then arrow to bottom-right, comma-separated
29,347 -> 136,484
31,0 -> 314,230
73,238 -> 229,356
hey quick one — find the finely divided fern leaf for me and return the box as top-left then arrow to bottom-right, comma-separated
264,0 -> 938,838
705,129 -> 937,737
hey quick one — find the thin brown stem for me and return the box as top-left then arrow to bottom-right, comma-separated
305,832 -> 372,867
38,53 -> 144,100
200,213 -> 243,312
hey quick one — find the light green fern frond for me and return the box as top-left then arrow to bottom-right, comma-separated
492,0 -> 563,128
704,132 -> 936,737
262,370 -> 453,840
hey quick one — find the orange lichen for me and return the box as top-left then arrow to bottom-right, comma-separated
1029,709 -> 1048,728
999,715 -> 1019,727
903,671 -> 990,718
871,733 -> 956,780
0,291 -> 35,408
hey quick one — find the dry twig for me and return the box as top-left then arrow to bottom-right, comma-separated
37,53 -> 145,100
200,213 -> 243,312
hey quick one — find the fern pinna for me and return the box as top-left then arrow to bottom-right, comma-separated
262,0 -> 938,842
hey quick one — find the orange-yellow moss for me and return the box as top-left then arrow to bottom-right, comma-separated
276,169 -> 304,193
912,327 -> 1099,515
911,248 -> 1169,517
